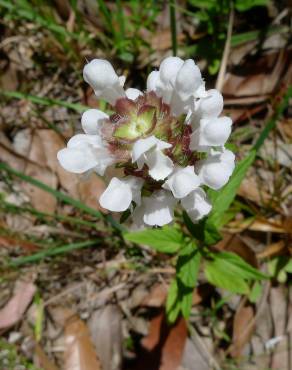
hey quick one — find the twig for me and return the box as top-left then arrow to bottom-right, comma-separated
189,324 -> 222,370
169,0 -> 177,56
215,5 -> 234,92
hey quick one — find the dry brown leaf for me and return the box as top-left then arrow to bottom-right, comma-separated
216,233 -> 258,267
223,50 -> 291,97
238,177 -> 270,206
77,175 -> 106,211
64,314 -> 102,370
257,240 -> 286,259
23,162 -> 58,213
88,305 -> 122,370
230,301 -> 255,358
34,343 -> 59,370
0,280 -> 36,331
229,218 -> 287,233
0,235 -> 39,252
37,130 -> 79,198
141,284 -> 168,307
138,311 -> 187,370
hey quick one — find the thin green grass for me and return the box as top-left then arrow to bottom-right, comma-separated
0,163 -> 124,232
9,239 -> 100,266
0,90 -> 89,113
169,0 -> 177,56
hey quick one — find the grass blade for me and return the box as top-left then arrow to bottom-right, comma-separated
9,240 -> 100,266
0,90 -> 88,113
169,0 -> 177,56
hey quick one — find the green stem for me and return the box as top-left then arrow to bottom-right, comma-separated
169,0 -> 177,56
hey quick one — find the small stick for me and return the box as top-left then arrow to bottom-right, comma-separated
215,6 -> 234,92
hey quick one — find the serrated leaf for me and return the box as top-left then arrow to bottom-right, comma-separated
166,242 -> 201,322
124,226 -> 183,254
205,261 -> 249,294
210,252 -> 268,280
205,251 -> 268,295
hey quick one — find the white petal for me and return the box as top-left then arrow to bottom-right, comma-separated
197,89 -> 223,118
198,150 -> 235,190
57,147 -> 98,174
125,88 -> 143,101
175,60 -> 203,101
83,59 -> 119,93
157,57 -> 184,104
159,57 -> 184,86
83,59 -> 125,105
143,190 -> 177,226
181,188 -> 212,222
131,136 -> 171,163
123,176 -> 144,206
61,134 -> 114,175
190,116 -> 232,150
99,177 -> 132,212
67,134 -> 103,149
146,150 -> 174,181
146,71 -> 159,92
119,75 -> 126,87
132,136 -> 158,163
81,109 -> 108,135
163,166 -> 200,199
131,204 -> 146,230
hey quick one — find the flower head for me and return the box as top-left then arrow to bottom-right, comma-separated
58,57 -> 235,227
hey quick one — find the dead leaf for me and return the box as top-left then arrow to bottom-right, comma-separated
37,129 -> 79,198
141,284 -> 168,307
216,233 -> 258,267
64,314 -> 102,370
0,235 -> 39,252
34,343 -> 59,370
0,280 -> 36,331
229,300 -> 255,358
137,311 -> 187,370
88,305 -> 123,370
257,240 -> 286,259
238,177 -> 270,206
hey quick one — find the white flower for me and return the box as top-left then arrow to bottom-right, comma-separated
99,176 -> 144,212
181,188 -> 212,222
58,57 -> 235,228
83,59 -> 125,105
57,134 -> 114,175
142,190 -> 177,226
163,166 -> 200,199
190,116 -> 232,151
132,136 -> 173,181
198,149 -> 235,190
125,88 -> 143,101
147,57 -> 206,116
81,109 -> 109,135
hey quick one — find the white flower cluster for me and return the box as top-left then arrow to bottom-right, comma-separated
57,57 -> 235,228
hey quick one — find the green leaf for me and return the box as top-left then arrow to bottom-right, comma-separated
235,0 -> 268,12
248,281 -> 262,303
183,212 -> 222,246
205,260 -> 249,294
166,242 -> 201,322
210,252 -> 268,280
124,226 -> 183,254
205,251 -> 268,295
177,243 -> 201,288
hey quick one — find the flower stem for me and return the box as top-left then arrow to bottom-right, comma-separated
169,0 -> 177,56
